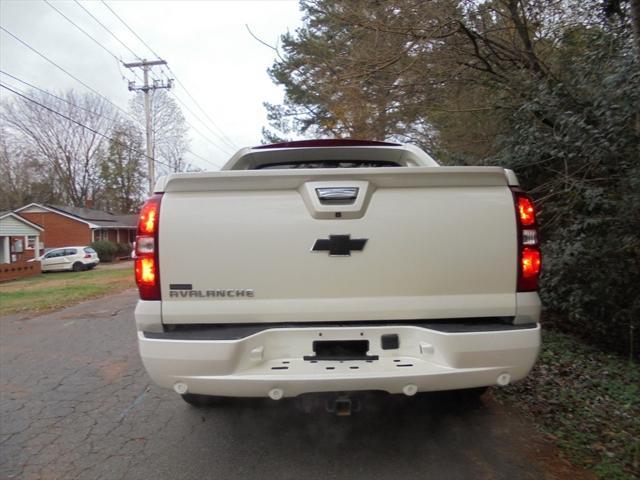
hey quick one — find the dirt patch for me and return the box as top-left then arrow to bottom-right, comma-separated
99,360 -> 128,384
485,396 -> 596,480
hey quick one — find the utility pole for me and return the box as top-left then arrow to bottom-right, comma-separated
123,59 -> 172,194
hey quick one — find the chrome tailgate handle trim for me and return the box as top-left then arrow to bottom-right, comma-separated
315,187 -> 359,203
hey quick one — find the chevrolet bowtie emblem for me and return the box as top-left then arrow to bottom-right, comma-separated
312,235 -> 368,256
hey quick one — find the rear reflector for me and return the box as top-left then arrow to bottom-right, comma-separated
135,193 -> 163,300
136,236 -> 155,255
522,229 -> 538,245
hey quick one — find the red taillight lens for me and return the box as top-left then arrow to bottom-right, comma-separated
512,188 -> 541,292
136,257 -> 156,284
139,199 -> 159,235
517,196 -> 536,226
521,248 -> 541,277
84,254 -> 91,259
135,194 -> 163,300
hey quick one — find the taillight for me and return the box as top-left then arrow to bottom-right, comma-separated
521,248 -> 541,277
84,254 -> 91,259
135,193 -> 163,300
511,188 -> 541,291
517,196 -> 536,226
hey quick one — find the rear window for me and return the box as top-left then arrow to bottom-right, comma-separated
254,160 -> 401,170
84,247 -> 96,253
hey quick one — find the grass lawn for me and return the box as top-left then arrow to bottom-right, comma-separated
0,266 -> 135,316
494,329 -> 639,480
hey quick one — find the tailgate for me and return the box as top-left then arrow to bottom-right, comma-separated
158,167 -> 517,324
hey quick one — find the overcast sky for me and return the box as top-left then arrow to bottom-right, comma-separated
0,0 -> 303,170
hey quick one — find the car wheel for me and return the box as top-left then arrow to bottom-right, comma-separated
72,262 -> 85,272
180,393 -> 224,407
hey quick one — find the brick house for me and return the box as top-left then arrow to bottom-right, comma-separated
15,203 -> 137,250
0,211 -> 44,281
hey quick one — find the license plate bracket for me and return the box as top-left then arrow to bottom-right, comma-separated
303,340 -> 379,361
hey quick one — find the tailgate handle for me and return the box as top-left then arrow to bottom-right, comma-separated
316,187 -> 359,204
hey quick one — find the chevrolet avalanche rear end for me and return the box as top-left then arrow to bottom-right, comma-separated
133,140 -> 541,404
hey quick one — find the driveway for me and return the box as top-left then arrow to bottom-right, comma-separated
0,290 -> 592,480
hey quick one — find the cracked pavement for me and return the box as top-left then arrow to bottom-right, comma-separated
1,289 -> 592,480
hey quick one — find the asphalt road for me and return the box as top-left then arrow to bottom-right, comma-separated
0,290 -> 591,480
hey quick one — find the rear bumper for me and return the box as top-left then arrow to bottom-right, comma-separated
137,322 -> 540,398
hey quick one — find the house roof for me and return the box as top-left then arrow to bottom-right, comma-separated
0,211 -> 45,232
47,205 -> 137,228
15,203 -> 137,229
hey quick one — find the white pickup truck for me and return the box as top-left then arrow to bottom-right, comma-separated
134,140 -> 541,406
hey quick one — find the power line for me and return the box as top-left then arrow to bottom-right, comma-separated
38,1 -> 225,167
126,63 -> 233,157
72,0 -> 142,62
0,25 -> 141,127
1,76 -> 218,171
167,93 -> 234,155
43,0 -> 120,63
0,34 -> 216,172
0,69 -> 123,125
0,82 -> 174,170
99,0 -> 163,59
99,0 -> 238,151
162,73 -> 237,152
43,0 -> 145,86
91,1 -> 233,158
169,76 -> 238,150
185,149 -> 222,169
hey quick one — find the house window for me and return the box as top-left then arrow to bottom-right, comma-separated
94,229 -> 107,241
26,236 -> 37,250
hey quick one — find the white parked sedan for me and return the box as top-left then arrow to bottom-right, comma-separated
33,246 -> 100,272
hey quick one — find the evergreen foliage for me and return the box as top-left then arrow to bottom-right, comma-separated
265,0 -> 640,358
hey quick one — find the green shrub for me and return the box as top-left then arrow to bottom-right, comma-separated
90,240 -> 118,262
115,243 -> 132,257
490,32 -> 640,359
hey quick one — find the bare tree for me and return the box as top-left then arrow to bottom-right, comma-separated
0,125 -> 57,210
130,90 -> 190,175
99,121 -> 146,213
1,90 -> 119,206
